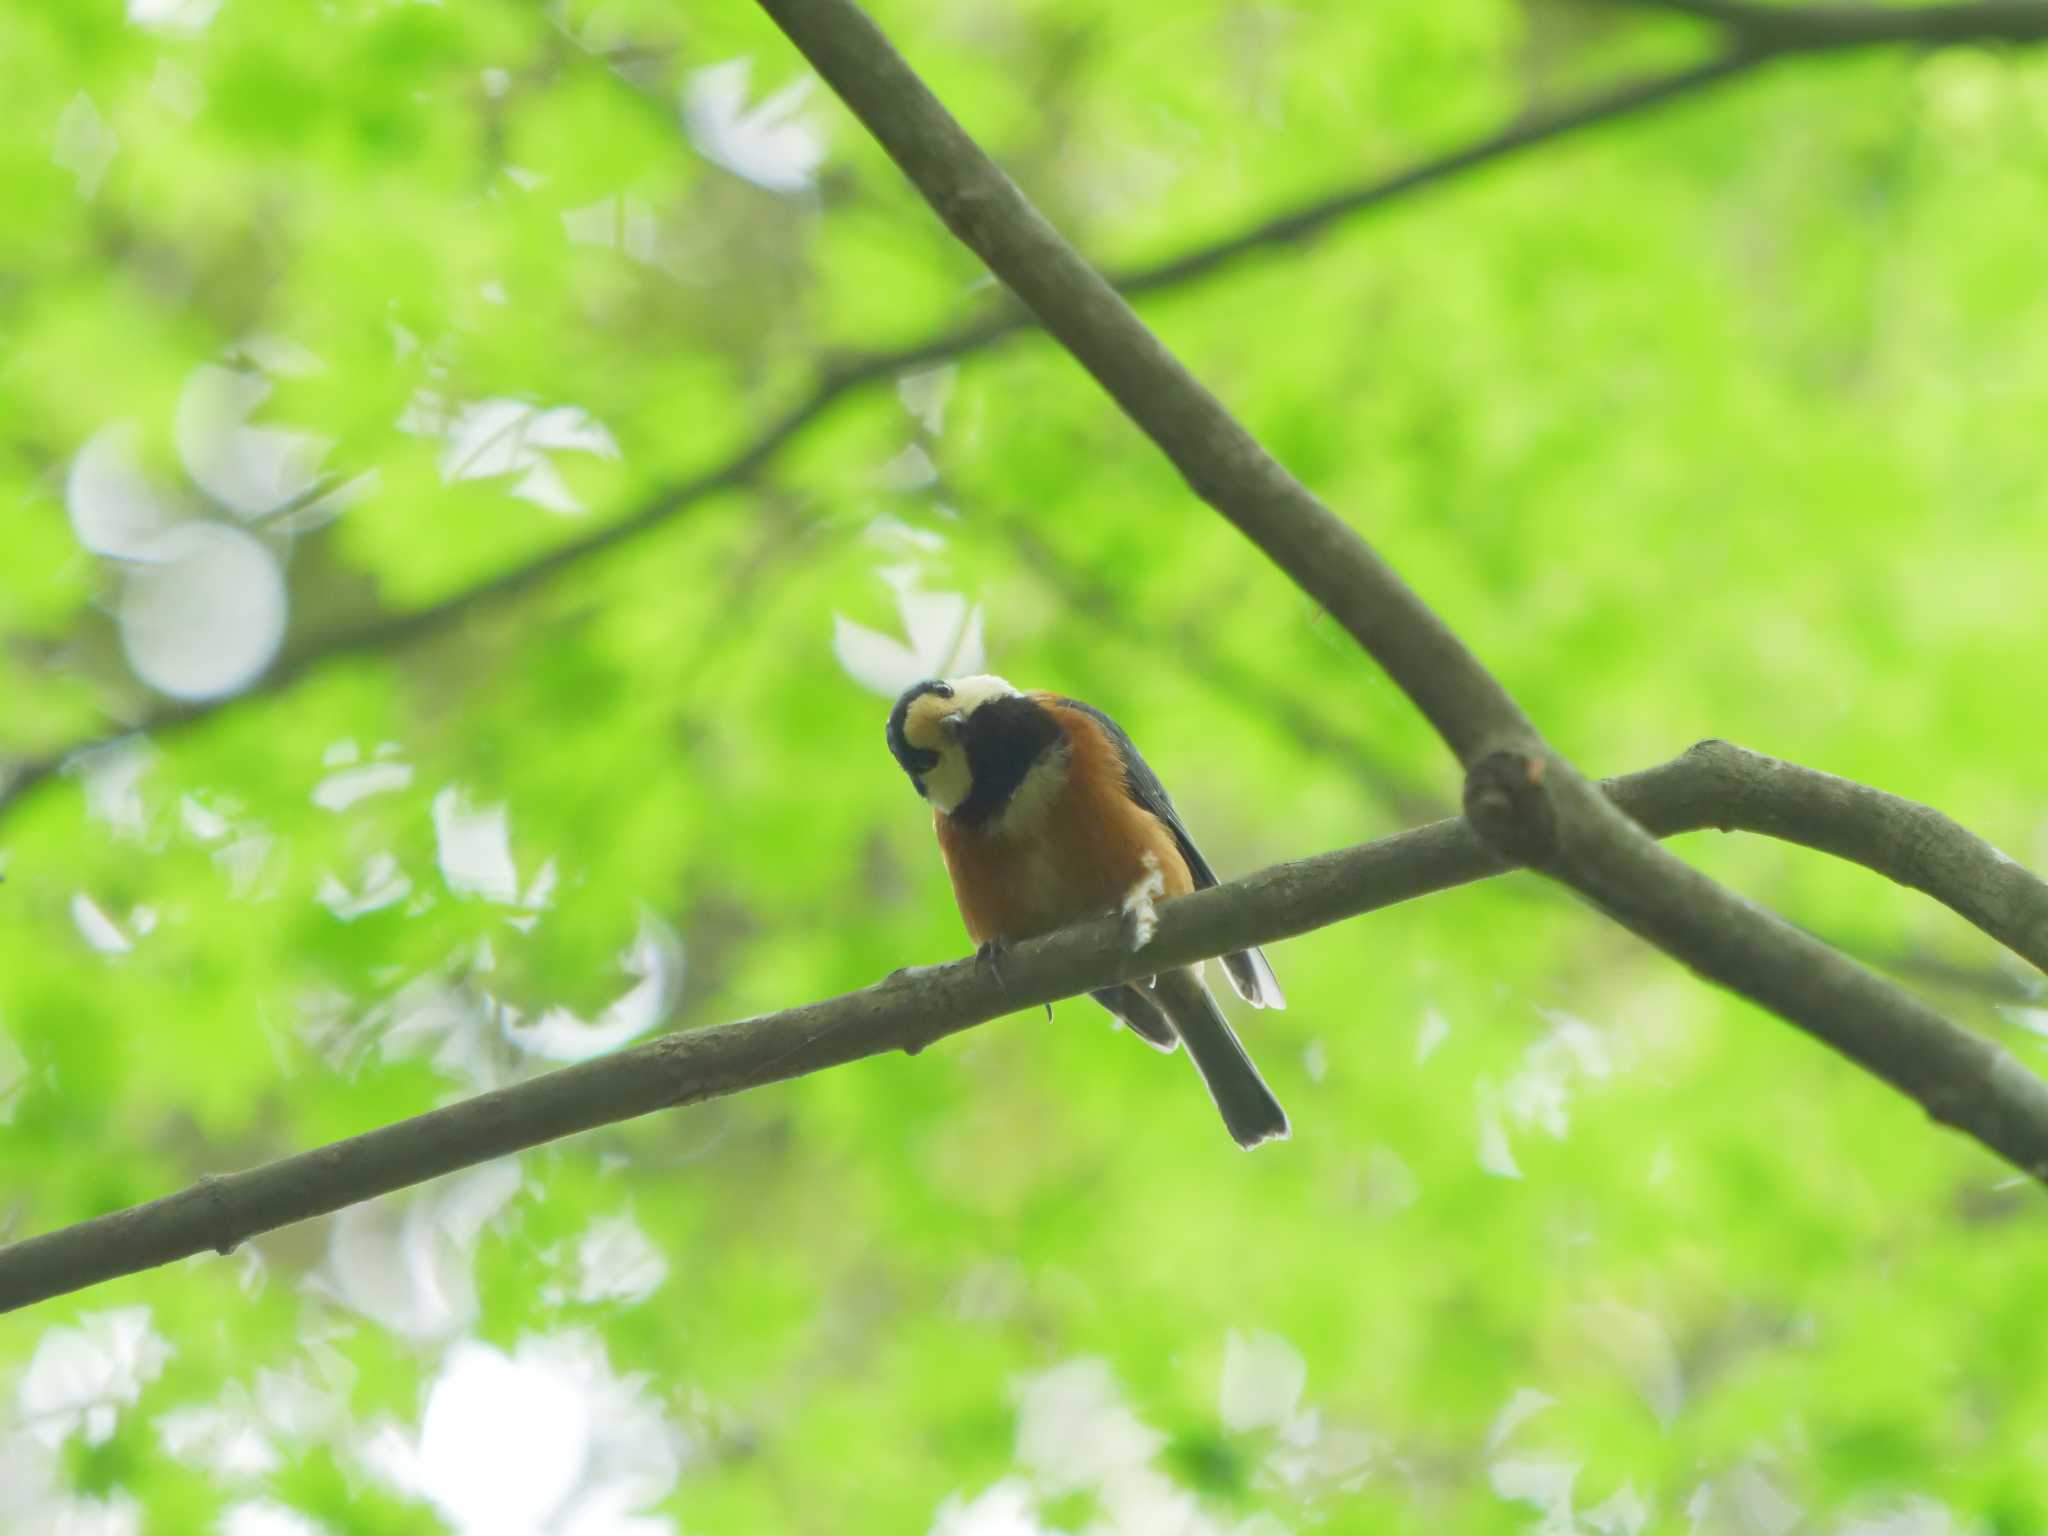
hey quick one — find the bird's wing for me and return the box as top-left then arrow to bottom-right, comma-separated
1091,984 -> 1180,1052
1046,696 -> 1287,1010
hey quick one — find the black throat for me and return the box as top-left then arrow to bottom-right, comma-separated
952,695 -> 1063,829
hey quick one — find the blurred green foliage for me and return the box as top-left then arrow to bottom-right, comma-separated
2,0 -> 2047,1532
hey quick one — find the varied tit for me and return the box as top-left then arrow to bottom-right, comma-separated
886,675 -> 1288,1148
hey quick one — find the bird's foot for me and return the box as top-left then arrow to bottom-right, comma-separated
974,937 -> 1009,989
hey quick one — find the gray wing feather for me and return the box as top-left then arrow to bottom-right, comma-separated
1092,984 -> 1179,1052
1054,698 -> 1286,1011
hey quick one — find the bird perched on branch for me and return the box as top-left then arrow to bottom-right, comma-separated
886,675 -> 1288,1148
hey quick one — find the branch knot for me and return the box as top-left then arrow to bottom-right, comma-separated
1463,750 -> 1559,867
193,1173 -> 239,1258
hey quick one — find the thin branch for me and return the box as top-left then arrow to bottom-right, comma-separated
0,49 -> 1848,827
10,6 -> 2046,826
1646,740 -> 2048,974
3,740 -> 2043,1313
749,0 -> 2048,1186
1618,0 -> 2048,49
1107,52 -> 1764,298
761,0 -> 1571,753
822,51 -> 1776,373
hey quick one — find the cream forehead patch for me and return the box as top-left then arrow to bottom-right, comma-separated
902,674 -> 1019,751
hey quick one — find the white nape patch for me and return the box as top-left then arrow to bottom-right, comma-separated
1121,851 -> 1164,950
939,673 -> 1018,714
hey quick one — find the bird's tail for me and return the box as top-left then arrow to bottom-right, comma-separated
1151,968 -> 1289,1149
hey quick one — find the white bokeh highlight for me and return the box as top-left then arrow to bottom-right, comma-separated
53,93 -> 117,198
70,892 -> 135,956
432,786 -> 520,904
314,1161 -> 523,1342
66,423 -> 184,557
507,912 -> 684,1062
317,852 -> 414,921
219,1503 -> 332,1536
158,1383 -> 282,1481
63,737 -> 159,841
936,1345 -> 1372,1531
562,194 -> 660,263
573,1212 -> 670,1306
312,740 -> 414,812
128,0 -> 221,29
174,363 -> 333,519
400,393 -> 619,516
898,366 -> 957,435
1012,1359 -> 1164,1498
683,59 -> 824,193
929,1480 -> 1046,1536
1218,1331 -> 1307,1435
0,1431 -> 141,1536
117,520 -> 288,700
361,1332 -> 687,1536
16,1307 -> 172,1449
834,576 -> 986,698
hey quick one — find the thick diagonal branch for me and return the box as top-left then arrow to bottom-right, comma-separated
758,0 -> 1539,758
748,0 -> 2048,1183
1,742 -> 2043,1313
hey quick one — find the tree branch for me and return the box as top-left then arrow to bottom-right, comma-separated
2,741 -> 2042,1313
1618,0 -> 2048,49
9,6 -> 2044,832
748,0 -> 2048,1186
802,0 -> 1551,755
1641,740 -> 2048,974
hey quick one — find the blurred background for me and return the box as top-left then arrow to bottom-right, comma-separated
4,0 -> 2048,1531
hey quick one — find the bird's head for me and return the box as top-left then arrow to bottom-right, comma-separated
887,674 -> 1057,818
